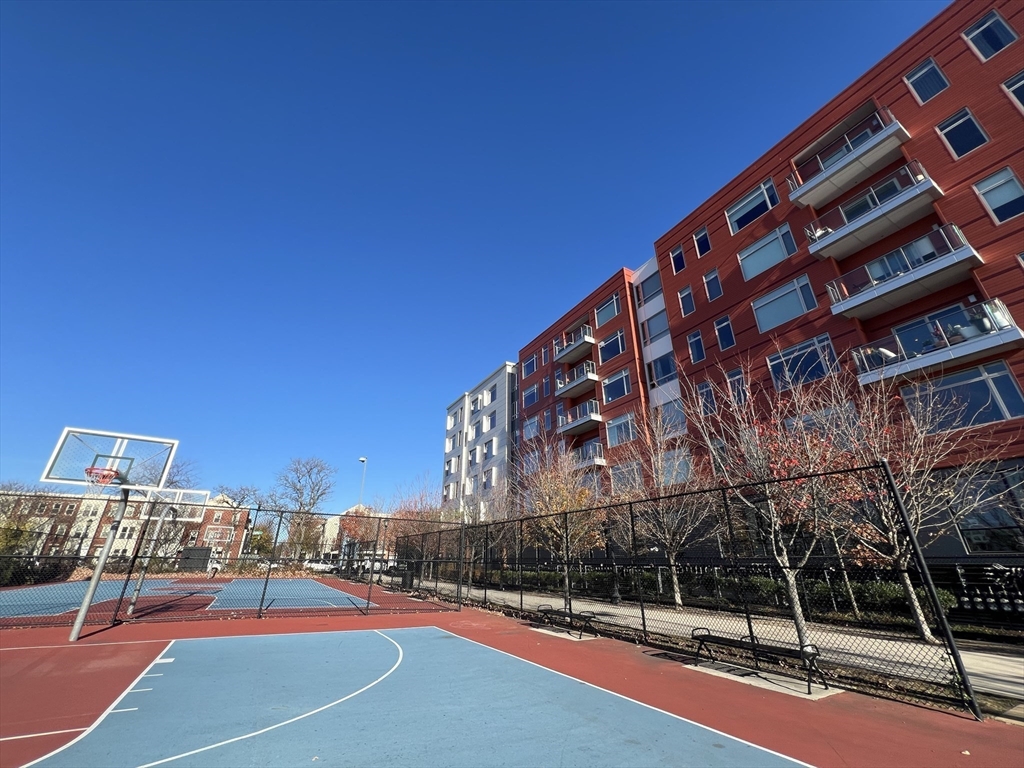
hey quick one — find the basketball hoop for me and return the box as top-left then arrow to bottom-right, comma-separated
84,466 -> 126,493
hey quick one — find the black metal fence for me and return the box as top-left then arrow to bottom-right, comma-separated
395,465 -> 1022,717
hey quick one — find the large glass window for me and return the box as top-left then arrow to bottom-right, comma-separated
693,226 -> 711,257
901,361 -> 1024,433
752,275 -> 817,332
679,286 -> 696,316
606,412 -> 637,447
602,369 -> 631,403
635,272 -> 663,306
904,59 -> 948,103
957,467 -> 1024,553
963,11 -> 1018,61
523,384 -> 538,408
610,461 -> 642,496
726,368 -> 747,405
937,109 -> 988,158
1005,71 -> 1024,110
715,316 -> 736,350
767,335 -> 837,391
726,179 -> 779,234
704,268 -> 723,301
523,416 -> 539,440
596,294 -> 621,326
641,310 -> 670,345
688,330 -> 705,364
656,398 -> 686,435
599,329 -> 626,363
522,355 -> 537,378
737,224 -> 798,280
647,353 -> 677,388
670,245 -> 685,274
660,449 -> 691,487
975,168 -> 1024,223
697,381 -> 716,415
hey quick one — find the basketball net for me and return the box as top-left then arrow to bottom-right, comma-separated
83,466 -> 126,498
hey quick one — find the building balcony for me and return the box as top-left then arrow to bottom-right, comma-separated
553,324 -> 596,364
805,161 -> 943,261
788,107 -> 911,209
825,224 -> 983,320
850,299 -> 1024,385
556,360 -> 599,399
572,440 -> 606,469
557,399 -> 603,435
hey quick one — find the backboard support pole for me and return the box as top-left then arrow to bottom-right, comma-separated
69,487 -> 130,642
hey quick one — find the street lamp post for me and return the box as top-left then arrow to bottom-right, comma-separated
358,457 -> 367,511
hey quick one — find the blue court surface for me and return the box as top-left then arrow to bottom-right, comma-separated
26,627 -> 808,768
0,578 -> 369,618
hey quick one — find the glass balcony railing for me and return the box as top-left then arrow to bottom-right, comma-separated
805,161 -> 932,244
558,399 -> 601,429
825,224 -> 969,305
573,441 -> 605,466
850,299 -> 1016,375
787,108 -> 897,192
556,360 -> 597,391
554,324 -> 594,358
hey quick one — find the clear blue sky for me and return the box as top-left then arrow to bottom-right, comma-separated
0,0 -> 951,508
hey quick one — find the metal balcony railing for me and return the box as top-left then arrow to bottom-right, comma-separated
825,224 -> 969,305
787,108 -> 897,192
558,399 -> 601,429
572,441 -> 605,466
805,161 -> 932,244
556,360 -> 597,391
850,299 -> 1017,375
554,324 -> 594,358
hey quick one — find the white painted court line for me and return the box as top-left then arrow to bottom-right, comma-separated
437,627 -> 815,768
154,657 -> 175,663
21,640 -> 176,768
142,674 -> 164,678
0,639 -> 171,652
136,630 -> 405,767
129,688 -> 153,693
0,728 -> 87,742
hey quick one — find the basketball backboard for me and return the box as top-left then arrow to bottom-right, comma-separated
41,428 -> 179,492
140,488 -> 211,523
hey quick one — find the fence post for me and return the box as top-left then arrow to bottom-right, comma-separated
722,489 -> 756,644
366,517 -> 382,613
628,502 -> 647,642
110,500 -> 157,624
880,459 -> 982,720
518,519 -> 524,613
434,530 -> 441,594
257,507 -> 280,619
562,512 -> 572,613
483,524 -> 490,606
456,521 -> 466,609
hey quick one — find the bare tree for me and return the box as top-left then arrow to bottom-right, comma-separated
274,458 -> 337,558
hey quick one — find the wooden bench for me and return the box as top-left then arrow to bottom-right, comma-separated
691,627 -> 828,694
537,604 -> 597,639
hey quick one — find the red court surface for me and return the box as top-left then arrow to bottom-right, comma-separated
1,608 -> 1021,768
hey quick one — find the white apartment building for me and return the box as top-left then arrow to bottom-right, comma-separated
443,362 -> 517,521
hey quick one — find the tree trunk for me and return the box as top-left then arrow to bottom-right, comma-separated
898,565 -> 940,644
666,551 -> 683,610
781,567 -> 811,648
562,564 -> 571,611
830,529 -> 861,619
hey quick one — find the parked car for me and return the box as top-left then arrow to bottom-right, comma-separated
304,560 -> 335,573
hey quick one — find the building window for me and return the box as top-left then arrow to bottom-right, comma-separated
767,334 -> 837,391
522,355 -> 537,378
679,286 -> 695,316
489,384 -> 497,403
596,294 -> 621,327
714,316 -> 736,350
704,268 -> 723,301
752,275 -> 817,333
661,449 -> 691,487
670,245 -> 685,274
543,376 -> 550,397
974,168 -> 1024,223
468,448 -> 478,467
523,384 -> 538,408
640,310 -> 670,345
963,11 -> 1018,61
647,353 -> 677,388
697,381 -> 716,415
470,421 -> 480,440
523,416 -> 539,440
541,345 -> 549,365
483,440 -> 494,461
904,58 -> 948,104
606,412 -> 637,447
599,329 -> 626,363
726,179 -> 779,234
486,411 -> 496,430
610,461 -> 642,496
956,469 -> 1024,553
635,272 -> 663,307
687,330 -> 705,363
737,224 -> 798,280
1004,71 -> 1024,111
726,368 -> 747,405
655,398 -> 686,435
937,109 -> 988,158
544,410 -> 552,432
693,226 -> 711,257
213,511 -> 222,524
602,369 -> 631,403
901,361 -> 1024,434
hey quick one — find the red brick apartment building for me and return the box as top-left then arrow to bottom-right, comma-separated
516,0 -> 1024,553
